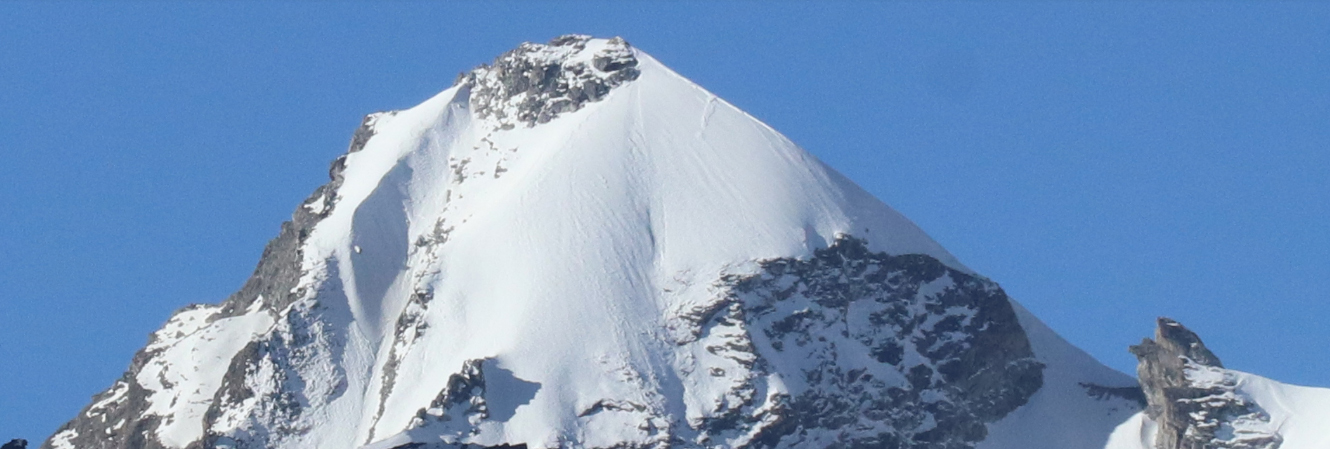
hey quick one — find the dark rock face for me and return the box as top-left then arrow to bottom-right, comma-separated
405,359 -> 542,445
462,34 -> 640,128
676,236 -> 1043,449
1130,318 -> 1280,449
4,439 -> 28,449
414,358 -> 489,432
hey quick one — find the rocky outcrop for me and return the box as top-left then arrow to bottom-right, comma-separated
461,34 -> 640,128
3,439 -> 28,449
672,236 -> 1044,449
405,358 -> 542,443
1130,318 -> 1280,449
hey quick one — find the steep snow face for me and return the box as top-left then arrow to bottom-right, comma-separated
45,35 -> 1148,449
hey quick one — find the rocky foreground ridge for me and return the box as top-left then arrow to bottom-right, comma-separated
1130,318 -> 1282,449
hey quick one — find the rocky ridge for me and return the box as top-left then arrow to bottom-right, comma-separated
681,236 -> 1044,449
1130,318 -> 1281,449
460,34 -> 639,128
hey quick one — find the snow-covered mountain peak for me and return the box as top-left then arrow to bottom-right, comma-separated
45,36 -> 1161,449
461,35 -> 640,128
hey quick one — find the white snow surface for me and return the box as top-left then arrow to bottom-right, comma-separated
129,298 -> 274,447
113,37 -> 1330,449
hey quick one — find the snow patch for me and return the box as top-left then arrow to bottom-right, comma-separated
135,299 -> 274,448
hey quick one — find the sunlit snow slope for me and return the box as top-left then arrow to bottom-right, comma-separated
46,36 -> 1178,449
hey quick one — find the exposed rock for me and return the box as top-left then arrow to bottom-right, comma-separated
461,34 -> 640,128
3,439 -> 28,449
1130,318 -> 1281,449
412,358 -> 489,430
406,359 -> 542,445
674,236 -> 1044,449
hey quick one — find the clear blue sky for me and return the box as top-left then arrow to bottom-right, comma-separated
2,2 -> 1327,442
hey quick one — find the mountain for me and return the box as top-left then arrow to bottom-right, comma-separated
38,35 -> 1320,449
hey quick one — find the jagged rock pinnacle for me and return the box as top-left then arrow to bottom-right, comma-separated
1131,317 -> 1222,370
1130,318 -> 1280,449
2,439 -> 28,449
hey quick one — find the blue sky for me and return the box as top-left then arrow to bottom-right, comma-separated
2,2 -> 1327,442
